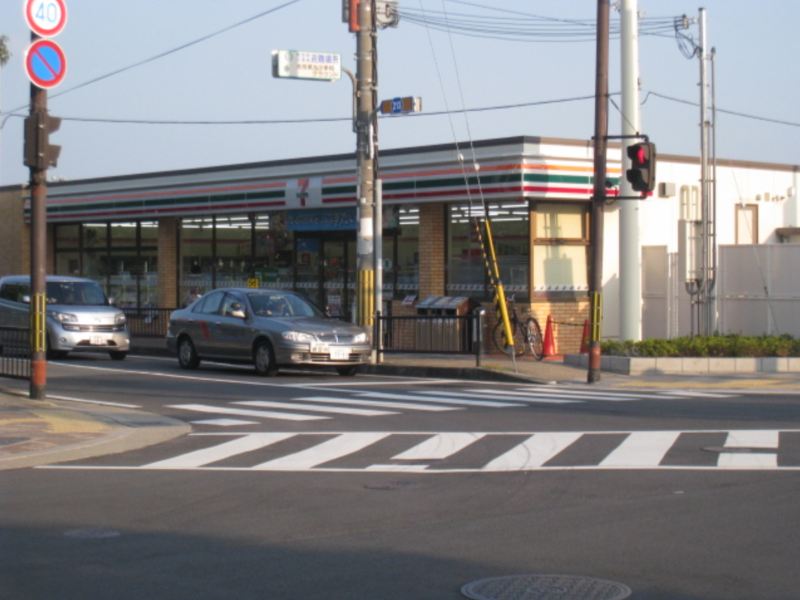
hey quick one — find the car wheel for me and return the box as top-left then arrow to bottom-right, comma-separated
336,366 -> 358,377
177,337 -> 200,369
254,341 -> 277,376
109,351 -> 127,361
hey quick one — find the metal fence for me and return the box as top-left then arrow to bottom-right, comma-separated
376,313 -> 484,363
123,308 -> 174,338
0,327 -> 31,380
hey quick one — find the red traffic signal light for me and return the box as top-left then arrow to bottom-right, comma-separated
625,141 -> 656,194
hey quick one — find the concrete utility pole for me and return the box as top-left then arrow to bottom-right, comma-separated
588,0 -> 610,384
354,0 -> 378,329
619,0 -> 642,342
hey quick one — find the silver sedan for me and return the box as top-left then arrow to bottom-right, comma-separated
166,288 -> 371,376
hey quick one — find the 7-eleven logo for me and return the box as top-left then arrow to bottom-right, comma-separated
297,178 -> 310,207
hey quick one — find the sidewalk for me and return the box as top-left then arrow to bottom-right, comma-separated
2,340 -> 799,471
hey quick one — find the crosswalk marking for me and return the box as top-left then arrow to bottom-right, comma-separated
469,386 -> 642,401
600,431 -> 681,467
43,429 -> 800,473
392,433 -> 485,460
190,418 -> 259,427
661,390 -> 737,398
417,390 -> 580,405
356,391 -> 523,408
298,395 -> 456,412
167,403 -> 328,422
145,432 -> 295,468
483,432 -> 583,471
253,432 -> 390,470
718,430 -> 779,468
235,400 -> 397,417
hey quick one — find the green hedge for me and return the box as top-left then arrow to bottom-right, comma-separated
601,334 -> 800,358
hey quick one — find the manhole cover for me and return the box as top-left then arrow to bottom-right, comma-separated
63,528 -> 121,540
462,574 -> 631,600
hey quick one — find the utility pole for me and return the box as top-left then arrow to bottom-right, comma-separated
619,0 -> 642,342
354,0 -> 378,329
588,0 -> 610,384
698,7 -> 716,335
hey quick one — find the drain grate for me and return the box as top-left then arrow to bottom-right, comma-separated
461,574 -> 632,600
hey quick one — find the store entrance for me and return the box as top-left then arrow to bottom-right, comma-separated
295,234 -> 356,320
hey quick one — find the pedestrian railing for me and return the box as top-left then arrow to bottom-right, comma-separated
0,326 -> 31,380
123,308 -> 174,338
376,310 -> 486,366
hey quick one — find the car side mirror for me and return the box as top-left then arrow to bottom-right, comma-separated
107,296 -> 116,306
324,305 -> 333,318
21,295 -> 31,304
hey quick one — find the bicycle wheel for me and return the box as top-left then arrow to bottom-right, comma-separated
524,317 -> 544,361
492,320 -> 525,357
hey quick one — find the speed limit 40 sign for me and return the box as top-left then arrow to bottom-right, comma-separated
25,0 -> 67,38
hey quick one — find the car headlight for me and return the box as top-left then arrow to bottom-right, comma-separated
49,311 -> 78,324
282,331 -> 316,343
115,313 -> 127,326
352,332 -> 368,344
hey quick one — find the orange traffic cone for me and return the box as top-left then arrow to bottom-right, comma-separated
579,319 -> 590,354
542,314 -> 556,358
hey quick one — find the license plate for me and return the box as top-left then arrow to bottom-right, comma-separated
90,336 -> 106,346
330,347 -> 350,360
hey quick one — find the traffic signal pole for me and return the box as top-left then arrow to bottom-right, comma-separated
27,41 -> 48,399
588,0 -> 610,384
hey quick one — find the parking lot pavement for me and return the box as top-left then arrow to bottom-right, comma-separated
0,388 -> 189,471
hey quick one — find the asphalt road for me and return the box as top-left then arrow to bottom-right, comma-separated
2,353 -> 800,599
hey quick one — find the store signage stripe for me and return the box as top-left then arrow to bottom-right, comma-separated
43,199 -> 287,222
46,180 -> 287,207
382,185 -> 525,201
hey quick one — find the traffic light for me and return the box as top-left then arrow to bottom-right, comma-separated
625,141 -> 656,193
23,110 -> 61,170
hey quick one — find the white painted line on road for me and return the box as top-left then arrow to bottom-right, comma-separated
515,387 -> 647,400
290,378 -> 463,388
660,390 -> 738,398
416,390 -> 580,405
236,400 -> 397,418
167,403 -> 328,422
253,432 -> 390,470
600,431 -> 681,468
299,395 -> 456,412
718,430 -> 779,469
392,432 -> 485,460
483,432 -> 583,471
146,432 -> 295,469
356,391 -> 523,408
46,394 -> 141,409
191,418 -> 260,427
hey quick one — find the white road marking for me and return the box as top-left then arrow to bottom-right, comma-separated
482,432 -> 583,471
416,390 -> 580,405
355,391 -> 523,408
600,431 -> 682,467
190,418 -> 260,427
508,387 -> 646,401
253,432 -> 390,470
298,395 -> 456,412
167,403 -> 327,422
291,378 -> 462,388
718,430 -> 779,468
146,433 -> 295,468
660,390 -> 738,398
392,433 -> 486,460
46,394 -> 141,409
235,400 -> 397,417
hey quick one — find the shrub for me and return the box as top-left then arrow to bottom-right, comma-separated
601,334 -> 800,358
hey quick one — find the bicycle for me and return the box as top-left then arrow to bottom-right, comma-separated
491,294 -> 544,360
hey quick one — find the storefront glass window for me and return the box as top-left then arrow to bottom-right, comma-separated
180,217 -> 214,303
447,202 -> 528,299
215,215 -> 253,288
532,203 -> 589,293
253,213 -> 294,289
55,224 -> 80,275
395,206 -> 419,298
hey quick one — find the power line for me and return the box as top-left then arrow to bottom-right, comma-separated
644,91 -> 800,128
0,0 -> 303,117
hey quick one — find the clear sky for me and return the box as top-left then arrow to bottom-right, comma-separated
0,0 -> 798,187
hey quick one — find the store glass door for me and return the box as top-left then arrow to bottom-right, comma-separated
295,237 -> 322,308
322,237 -> 355,320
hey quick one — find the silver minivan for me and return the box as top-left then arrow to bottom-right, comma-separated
0,275 -> 130,360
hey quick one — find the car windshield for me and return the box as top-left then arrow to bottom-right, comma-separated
247,292 -> 322,318
46,281 -> 108,306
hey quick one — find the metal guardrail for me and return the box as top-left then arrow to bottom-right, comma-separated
376,310 -> 485,366
0,326 -> 31,380
123,308 -> 174,338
